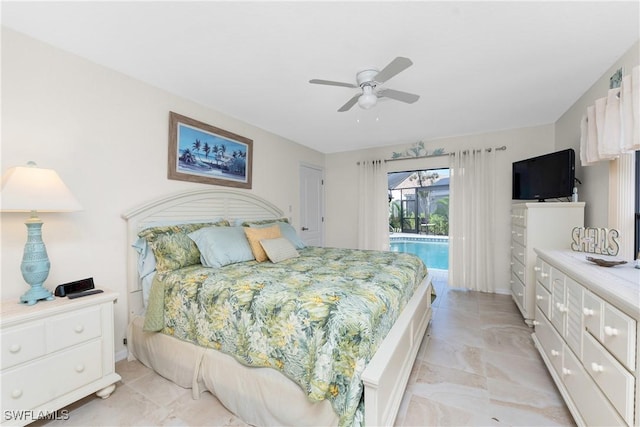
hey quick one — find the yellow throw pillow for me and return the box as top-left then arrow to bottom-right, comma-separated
244,225 -> 282,262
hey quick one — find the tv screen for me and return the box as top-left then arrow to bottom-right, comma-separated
512,149 -> 575,201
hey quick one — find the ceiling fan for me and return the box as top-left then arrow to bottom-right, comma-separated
309,57 -> 420,112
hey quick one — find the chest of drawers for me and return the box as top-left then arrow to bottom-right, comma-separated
533,249 -> 639,426
0,291 -> 121,426
510,202 -> 584,325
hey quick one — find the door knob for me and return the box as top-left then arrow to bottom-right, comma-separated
301,227 -> 309,231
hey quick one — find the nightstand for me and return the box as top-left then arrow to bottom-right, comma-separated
1,290 -> 121,426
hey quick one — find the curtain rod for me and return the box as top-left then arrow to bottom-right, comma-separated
384,145 -> 507,163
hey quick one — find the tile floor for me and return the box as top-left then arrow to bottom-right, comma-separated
34,270 -> 575,426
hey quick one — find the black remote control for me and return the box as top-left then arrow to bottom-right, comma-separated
67,289 -> 104,299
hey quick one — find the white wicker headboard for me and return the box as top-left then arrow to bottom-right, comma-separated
121,189 -> 284,317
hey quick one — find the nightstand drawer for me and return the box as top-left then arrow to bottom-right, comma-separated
1,340 -> 102,412
583,332 -> 635,425
1,322 -> 46,370
45,306 -> 102,353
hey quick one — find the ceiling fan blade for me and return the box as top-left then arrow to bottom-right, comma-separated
374,57 -> 413,84
309,79 -> 357,88
338,93 -> 360,112
378,88 -> 420,104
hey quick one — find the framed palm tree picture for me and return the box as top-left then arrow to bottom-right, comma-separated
168,111 -> 253,189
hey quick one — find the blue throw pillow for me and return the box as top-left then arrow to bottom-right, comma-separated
188,226 -> 255,268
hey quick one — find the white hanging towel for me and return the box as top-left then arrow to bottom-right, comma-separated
579,114 -> 592,166
600,87 -> 622,159
586,105 -> 600,163
620,65 -> 640,151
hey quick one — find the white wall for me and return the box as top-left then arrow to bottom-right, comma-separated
0,29 -> 324,358
554,40 -> 639,227
324,125 -> 555,293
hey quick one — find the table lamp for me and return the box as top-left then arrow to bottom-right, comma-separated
1,161 -> 82,305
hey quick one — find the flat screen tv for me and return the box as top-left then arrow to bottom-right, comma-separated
512,149 -> 576,201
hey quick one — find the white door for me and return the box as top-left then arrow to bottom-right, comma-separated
300,164 -> 324,246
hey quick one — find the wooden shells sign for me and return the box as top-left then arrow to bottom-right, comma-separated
571,227 -> 620,256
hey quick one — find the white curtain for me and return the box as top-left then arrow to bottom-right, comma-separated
448,148 -> 497,292
357,159 -> 389,251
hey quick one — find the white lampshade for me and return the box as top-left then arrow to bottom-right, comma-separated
358,85 -> 377,110
1,162 -> 82,212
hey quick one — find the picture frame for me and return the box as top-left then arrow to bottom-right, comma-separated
168,112 -> 253,189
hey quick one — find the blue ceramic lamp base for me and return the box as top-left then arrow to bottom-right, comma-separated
20,216 -> 54,305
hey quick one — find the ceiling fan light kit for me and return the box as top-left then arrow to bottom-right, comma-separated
309,57 -> 420,112
358,85 -> 377,109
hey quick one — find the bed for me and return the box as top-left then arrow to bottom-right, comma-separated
122,189 -> 433,426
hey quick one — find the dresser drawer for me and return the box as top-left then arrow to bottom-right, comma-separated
511,258 -> 526,285
511,225 -> 526,246
550,269 -> 566,335
563,338 -> 626,427
583,332 -> 635,425
1,322 -> 46,370
535,282 -> 551,320
602,304 -> 636,372
1,340 -> 103,412
565,277 -> 583,357
45,306 -> 102,353
511,273 -> 525,312
511,208 -> 526,227
583,290 -> 603,339
512,241 -> 526,266
534,258 -> 551,291
535,309 -> 564,376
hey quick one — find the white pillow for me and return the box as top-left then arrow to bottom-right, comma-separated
259,237 -> 299,263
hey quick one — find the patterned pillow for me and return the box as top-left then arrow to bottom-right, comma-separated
240,217 -> 289,227
243,225 -> 281,262
138,220 -> 229,272
260,237 -> 299,263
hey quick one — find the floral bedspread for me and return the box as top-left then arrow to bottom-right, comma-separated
144,246 -> 427,427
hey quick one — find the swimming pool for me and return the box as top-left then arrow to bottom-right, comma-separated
390,237 -> 449,270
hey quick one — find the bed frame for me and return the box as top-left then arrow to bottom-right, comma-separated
122,188 -> 433,426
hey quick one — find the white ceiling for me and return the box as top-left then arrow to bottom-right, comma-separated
2,1 -> 639,154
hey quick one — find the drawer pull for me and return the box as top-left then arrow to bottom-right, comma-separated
551,349 -> 560,357
11,389 -> 22,399
604,326 -> 618,336
75,364 -> 85,373
517,271 -> 524,276
8,344 -> 21,353
555,303 -> 567,312
536,295 -> 543,301
591,362 -> 604,372
534,266 -> 541,272
532,320 -> 540,326
74,325 -> 85,333
562,368 -> 572,376
540,273 -> 549,278
582,308 -> 594,316
517,292 -> 523,297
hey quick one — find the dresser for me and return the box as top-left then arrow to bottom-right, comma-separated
533,249 -> 639,426
510,202 -> 585,325
1,291 -> 121,426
